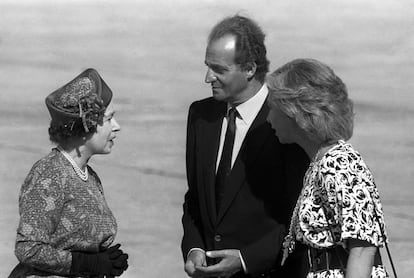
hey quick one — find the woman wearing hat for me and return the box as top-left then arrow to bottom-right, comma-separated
9,69 -> 129,277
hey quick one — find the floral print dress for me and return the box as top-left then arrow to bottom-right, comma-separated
11,148 -> 117,277
289,141 -> 389,278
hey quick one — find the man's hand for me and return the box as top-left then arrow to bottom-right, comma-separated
194,249 -> 242,278
185,249 -> 207,277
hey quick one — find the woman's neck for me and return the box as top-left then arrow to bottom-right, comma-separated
296,137 -> 336,162
58,145 -> 90,170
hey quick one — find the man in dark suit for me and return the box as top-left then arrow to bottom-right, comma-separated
182,15 -> 309,278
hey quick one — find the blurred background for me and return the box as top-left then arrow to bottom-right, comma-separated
0,0 -> 413,277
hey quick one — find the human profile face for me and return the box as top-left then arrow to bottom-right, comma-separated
85,105 -> 121,155
267,106 -> 298,144
204,35 -> 250,105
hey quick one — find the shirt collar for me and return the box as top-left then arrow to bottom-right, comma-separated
227,84 -> 268,125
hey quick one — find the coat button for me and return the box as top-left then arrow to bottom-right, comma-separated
214,235 -> 222,242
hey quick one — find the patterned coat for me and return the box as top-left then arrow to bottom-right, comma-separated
10,148 -> 117,277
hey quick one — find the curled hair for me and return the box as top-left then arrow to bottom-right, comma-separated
48,104 -> 105,144
208,15 -> 269,83
267,58 -> 354,144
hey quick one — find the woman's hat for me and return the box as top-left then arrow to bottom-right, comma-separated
45,68 -> 112,132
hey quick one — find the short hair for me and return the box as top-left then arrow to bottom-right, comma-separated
208,15 -> 269,83
267,58 -> 354,144
48,112 -> 103,145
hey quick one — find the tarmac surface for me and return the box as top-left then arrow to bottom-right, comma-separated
0,0 -> 413,277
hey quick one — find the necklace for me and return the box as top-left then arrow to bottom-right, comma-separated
57,146 -> 88,181
281,182 -> 306,265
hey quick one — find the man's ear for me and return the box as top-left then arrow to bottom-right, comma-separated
244,62 -> 257,80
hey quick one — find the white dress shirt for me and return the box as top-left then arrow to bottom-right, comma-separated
216,84 -> 268,171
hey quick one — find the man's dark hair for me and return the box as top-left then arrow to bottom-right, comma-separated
208,15 -> 269,83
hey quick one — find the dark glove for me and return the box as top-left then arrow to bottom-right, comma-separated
70,244 -> 129,277
105,244 -> 129,272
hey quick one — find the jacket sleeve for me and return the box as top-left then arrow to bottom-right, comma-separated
15,163 -> 72,275
181,102 -> 206,260
282,143 -> 310,219
240,224 -> 286,275
241,143 -> 309,276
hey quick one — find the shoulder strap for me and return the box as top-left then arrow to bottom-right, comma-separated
322,183 -> 398,277
371,199 -> 398,278
316,143 -> 397,277
319,201 -> 347,270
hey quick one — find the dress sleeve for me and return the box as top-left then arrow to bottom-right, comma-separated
332,148 -> 387,247
15,162 -> 72,275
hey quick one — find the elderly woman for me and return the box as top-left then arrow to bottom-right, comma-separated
267,59 -> 389,278
9,69 -> 128,277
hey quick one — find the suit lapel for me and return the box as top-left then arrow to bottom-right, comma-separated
217,101 -> 272,223
200,101 -> 226,225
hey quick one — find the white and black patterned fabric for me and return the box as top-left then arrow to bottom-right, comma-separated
295,140 -> 389,278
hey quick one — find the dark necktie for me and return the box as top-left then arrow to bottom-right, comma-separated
215,107 -> 238,213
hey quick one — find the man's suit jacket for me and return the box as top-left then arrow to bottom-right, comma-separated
181,96 -> 309,277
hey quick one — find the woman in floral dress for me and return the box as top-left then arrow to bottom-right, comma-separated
266,59 -> 389,278
9,69 -> 129,277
